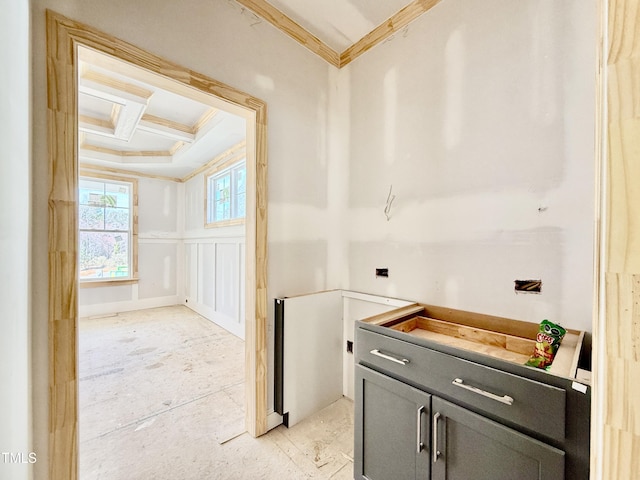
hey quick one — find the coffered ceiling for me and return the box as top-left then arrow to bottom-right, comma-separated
78,46 -> 247,182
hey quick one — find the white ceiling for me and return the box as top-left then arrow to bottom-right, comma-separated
264,0 -> 415,52
78,46 -> 247,180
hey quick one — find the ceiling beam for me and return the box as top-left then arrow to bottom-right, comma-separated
78,114 -> 114,136
192,108 -> 219,134
78,47 -> 251,118
79,165 -> 183,183
78,73 -> 150,141
80,143 -> 175,163
81,69 -> 154,99
80,139 -> 247,184
137,114 -> 196,143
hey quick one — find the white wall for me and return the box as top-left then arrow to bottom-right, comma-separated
30,0 -> 333,475
183,174 -> 246,338
344,0 -> 596,333
79,177 -> 181,316
0,1 -> 32,479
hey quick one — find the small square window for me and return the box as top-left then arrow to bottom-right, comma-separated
206,160 -> 246,226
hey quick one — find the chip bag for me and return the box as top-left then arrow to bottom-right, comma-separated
525,319 -> 566,370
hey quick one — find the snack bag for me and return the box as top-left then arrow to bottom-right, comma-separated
525,320 -> 566,370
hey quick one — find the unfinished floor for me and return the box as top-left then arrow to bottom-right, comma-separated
79,305 -> 354,479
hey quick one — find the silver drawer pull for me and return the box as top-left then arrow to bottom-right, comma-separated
370,349 -> 409,365
416,405 -> 425,453
432,412 -> 441,463
452,378 -> 514,406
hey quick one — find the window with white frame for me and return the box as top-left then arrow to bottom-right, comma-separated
78,175 -> 136,281
206,160 -> 246,225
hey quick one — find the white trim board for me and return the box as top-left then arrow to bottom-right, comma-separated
79,295 -> 180,318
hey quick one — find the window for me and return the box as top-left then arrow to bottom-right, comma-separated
78,175 -> 137,282
206,160 -> 246,226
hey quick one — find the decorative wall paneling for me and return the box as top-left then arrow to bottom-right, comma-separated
235,0 -> 442,68
184,238 -> 246,339
596,0 -> 640,477
47,11 -> 268,480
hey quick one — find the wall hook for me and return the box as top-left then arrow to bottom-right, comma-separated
384,185 -> 396,221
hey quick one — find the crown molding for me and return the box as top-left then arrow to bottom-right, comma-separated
235,0 -> 442,68
340,0 -> 442,67
235,0 -> 340,67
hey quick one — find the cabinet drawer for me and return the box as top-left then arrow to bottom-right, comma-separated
357,328 -> 566,442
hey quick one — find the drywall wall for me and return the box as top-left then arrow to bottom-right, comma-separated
0,2 -> 32,479
78,177 -> 180,317
345,0 -> 596,333
30,0 -> 334,474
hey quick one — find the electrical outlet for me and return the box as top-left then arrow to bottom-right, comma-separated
376,268 -> 389,278
514,279 -> 542,293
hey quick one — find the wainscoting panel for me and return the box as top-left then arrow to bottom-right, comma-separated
184,237 -> 246,339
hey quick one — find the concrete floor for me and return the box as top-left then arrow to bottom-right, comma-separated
79,305 -> 354,480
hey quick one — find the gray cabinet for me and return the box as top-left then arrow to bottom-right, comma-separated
354,365 -> 431,480
354,304 -> 590,479
354,364 -> 565,480
431,396 -> 564,480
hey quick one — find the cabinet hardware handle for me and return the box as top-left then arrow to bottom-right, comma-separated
416,406 -> 425,453
452,378 -> 514,406
369,349 -> 409,365
433,412 -> 441,463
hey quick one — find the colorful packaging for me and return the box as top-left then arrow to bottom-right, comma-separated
525,320 -> 567,370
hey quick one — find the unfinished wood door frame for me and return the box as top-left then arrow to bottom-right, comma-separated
592,0 -> 640,478
46,10 -> 268,480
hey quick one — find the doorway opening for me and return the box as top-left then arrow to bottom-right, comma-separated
47,11 -> 268,480
75,45 -> 251,477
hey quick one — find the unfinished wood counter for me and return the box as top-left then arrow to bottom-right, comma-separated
361,303 -> 585,380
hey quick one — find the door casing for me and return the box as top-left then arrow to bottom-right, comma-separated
46,10 -> 268,479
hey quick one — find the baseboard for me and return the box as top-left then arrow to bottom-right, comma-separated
267,411 -> 283,431
79,295 -> 180,318
183,300 -> 244,339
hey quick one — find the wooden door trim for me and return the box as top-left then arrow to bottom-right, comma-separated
593,0 -> 640,477
46,10 -> 268,479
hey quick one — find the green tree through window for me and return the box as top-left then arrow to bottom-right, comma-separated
206,160 -> 246,224
79,177 -> 133,280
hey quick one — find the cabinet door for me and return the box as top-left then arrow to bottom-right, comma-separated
354,365 -> 431,480
431,397 -> 564,480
